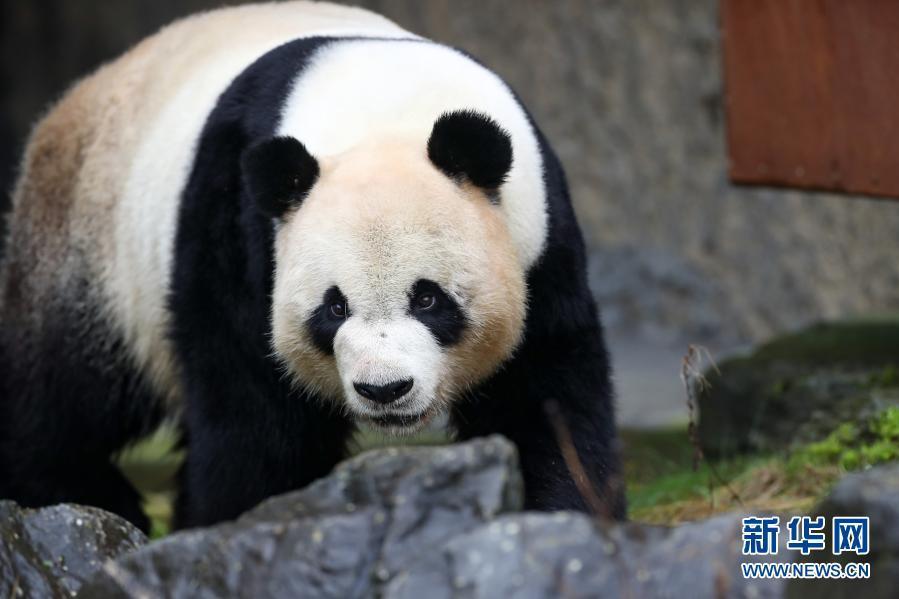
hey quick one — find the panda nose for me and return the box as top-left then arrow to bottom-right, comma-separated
353,379 -> 414,404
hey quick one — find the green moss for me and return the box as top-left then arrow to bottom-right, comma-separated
627,407 -> 899,523
791,422 -> 858,467
788,406 -> 899,472
872,404 -> 899,437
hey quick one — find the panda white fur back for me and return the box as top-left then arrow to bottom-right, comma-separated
0,1 -> 622,530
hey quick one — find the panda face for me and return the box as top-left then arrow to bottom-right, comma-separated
270,140 -> 526,433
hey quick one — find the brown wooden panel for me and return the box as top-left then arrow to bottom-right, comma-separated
722,0 -> 899,198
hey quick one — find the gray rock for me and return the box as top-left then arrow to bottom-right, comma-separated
699,322 -> 899,456
80,436 -> 522,598
700,363 -> 899,456
386,512 -> 785,599
0,501 -> 146,598
12,435 -> 895,599
787,464 -> 899,598
81,434 -> 797,598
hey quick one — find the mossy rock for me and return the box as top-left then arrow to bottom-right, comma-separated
752,318 -> 899,366
698,319 -> 899,457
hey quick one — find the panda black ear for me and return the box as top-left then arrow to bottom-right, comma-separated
427,110 -> 513,198
241,136 -> 319,219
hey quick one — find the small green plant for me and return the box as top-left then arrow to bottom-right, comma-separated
790,407 -> 899,473
793,422 -> 858,467
871,404 -> 899,439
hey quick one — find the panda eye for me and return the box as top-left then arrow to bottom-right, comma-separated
414,293 -> 437,311
329,301 -> 348,319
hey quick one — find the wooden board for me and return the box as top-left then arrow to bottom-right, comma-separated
721,0 -> 899,199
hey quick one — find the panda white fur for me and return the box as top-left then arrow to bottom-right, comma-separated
0,1 -> 622,529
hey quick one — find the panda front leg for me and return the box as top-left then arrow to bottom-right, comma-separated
452,298 -> 625,519
175,374 -> 353,528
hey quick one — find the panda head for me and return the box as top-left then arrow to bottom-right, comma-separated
242,110 -> 526,433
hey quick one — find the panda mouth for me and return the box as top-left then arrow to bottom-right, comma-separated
361,409 -> 433,432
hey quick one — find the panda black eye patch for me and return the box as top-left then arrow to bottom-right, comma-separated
306,286 -> 350,354
408,279 -> 467,346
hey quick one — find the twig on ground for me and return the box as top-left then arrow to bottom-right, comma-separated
680,345 -> 742,507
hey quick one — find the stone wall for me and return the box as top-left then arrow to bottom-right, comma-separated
2,0 -> 897,346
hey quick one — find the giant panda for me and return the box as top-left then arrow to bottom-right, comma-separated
0,1 -> 623,530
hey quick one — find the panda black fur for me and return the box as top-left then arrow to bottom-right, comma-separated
0,3 -> 624,530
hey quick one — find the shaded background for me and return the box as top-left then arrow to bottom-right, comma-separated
3,0 -> 898,426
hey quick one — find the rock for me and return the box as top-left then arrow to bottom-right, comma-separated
386,512 -> 785,599
5,434 -> 892,598
0,501 -> 146,598
699,321 -> 899,456
787,463 -> 899,598
700,363 -> 899,456
80,436 -> 522,598
82,434 -> 795,598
